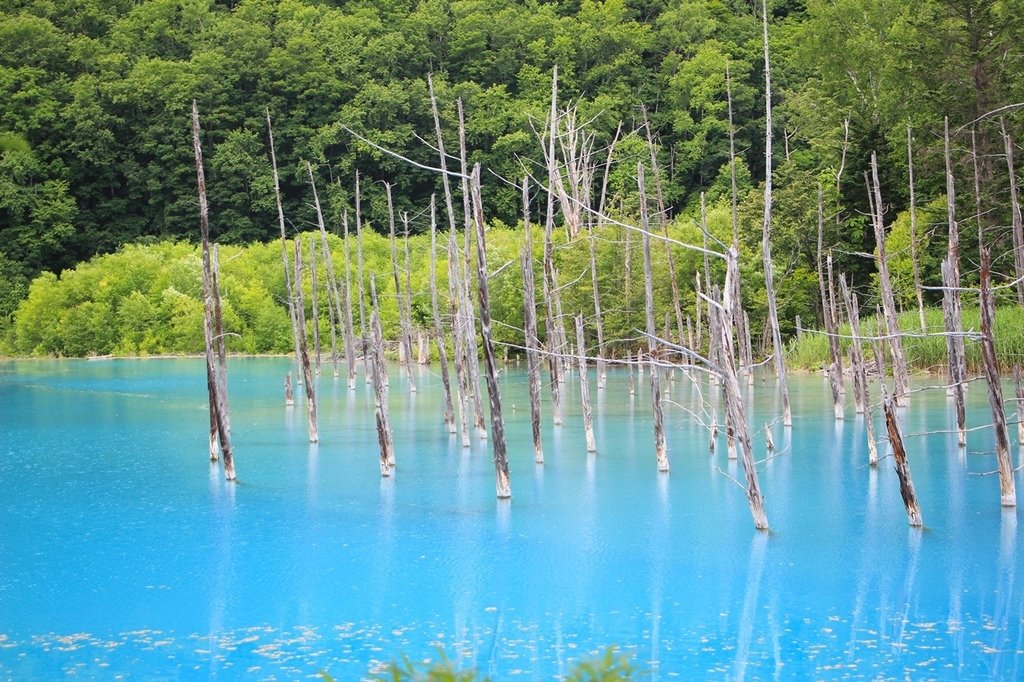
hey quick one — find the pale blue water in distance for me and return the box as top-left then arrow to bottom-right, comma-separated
1,357 -> 1022,680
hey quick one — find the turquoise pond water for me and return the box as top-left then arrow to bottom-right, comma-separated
1,357 -> 1022,680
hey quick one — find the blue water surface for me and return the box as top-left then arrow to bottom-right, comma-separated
0,358 -> 1022,680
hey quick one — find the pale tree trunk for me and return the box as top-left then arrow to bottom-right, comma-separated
588,224 -> 606,388
294,239 -> 318,443
265,110 -> 303,388
980,247 -> 1016,507
355,172 -> 371,384
369,276 -> 394,476
522,178 -> 544,463
426,74 -> 471,446
643,106 -> 686,345
943,118 -> 968,446
721,245 -> 769,530
447,227 -> 472,448
575,314 -> 597,453
309,239 -> 321,376
385,183 -> 416,392
429,196 -> 456,434
341,213 -> 358,390
1014,365 -> 1024,446
308,166 -> 340,378
469,166 -> 512,499
1000,117 -> 1024,306
907,126 -> 927,332
638,163 -> 669,472
840,276 -> 878,465
870,151 -> 909,405
760,0 -> 792,427
192,101 -> 235,481
817,186 -> 843,420
597,122 -> 622,229
284,372 -> 294,406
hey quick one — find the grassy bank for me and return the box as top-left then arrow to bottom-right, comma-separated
787,305 -> 1024,373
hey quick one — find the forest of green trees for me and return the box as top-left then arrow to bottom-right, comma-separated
2,0 -> 1023,357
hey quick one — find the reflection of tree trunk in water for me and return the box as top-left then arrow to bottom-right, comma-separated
733,532 -> 768,682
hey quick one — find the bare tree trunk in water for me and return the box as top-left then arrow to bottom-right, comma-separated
522,178 -> 544,463
638,163 -> 669,472
980,248 -> 1016,507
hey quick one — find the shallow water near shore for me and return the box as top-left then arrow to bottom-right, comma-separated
1,357 -> 1022,679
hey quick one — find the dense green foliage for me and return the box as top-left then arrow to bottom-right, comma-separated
2,0 -> 1023,352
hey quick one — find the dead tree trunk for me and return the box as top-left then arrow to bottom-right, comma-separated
1001,117 -> 1024,306
469,166 -> 512,498
721,246 -> 769,530
817,187 -> 844,420
1014,365 -> 1024,446
638,163 -> 669,472
385,183 -> 416,392
193,102 -> 235,481
588,225 -> 607,388
907,126 -> 927,332
308,166 -> 340,378
597,122 -> 622,229
341,213 -> 358,390
403,214 -> 417,367
369,276 -> 394,476
643,107 -> 686,344
456,100 -> 488,440
284,372 -> 294,406
426,74 -> 471,446
884,392 -> 922,526
944,118 -> 968,440
355,172 -> 371,384
980,247 -> 1016,507
429,196 -> 456,434
760,0 -> 792,427
447,227 -> 472,448
266,110 -> 303,388
575,314 -> 597,453
294,239 -> 319,443
939,256 -> 968,447
870,151 -> 910,406
309,239 -> 321,375
522,178 -> 545,463
840,276 -> 878,465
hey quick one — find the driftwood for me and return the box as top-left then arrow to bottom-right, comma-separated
884,392 -> 923,526
369,276 -> 394,476
192,102 -> 235,481
428,196 -> 456,434
760,0 -> 792,427
638,163 -> 669,472
522,178 -> 544,462
980,248 -> 1016,507
575,314 -> 597,453
469,166 -> 512,498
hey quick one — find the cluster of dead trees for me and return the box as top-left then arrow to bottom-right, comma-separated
189,1 -> 1023,532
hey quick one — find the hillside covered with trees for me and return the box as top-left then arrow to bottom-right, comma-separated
2,0 -> 1023,355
